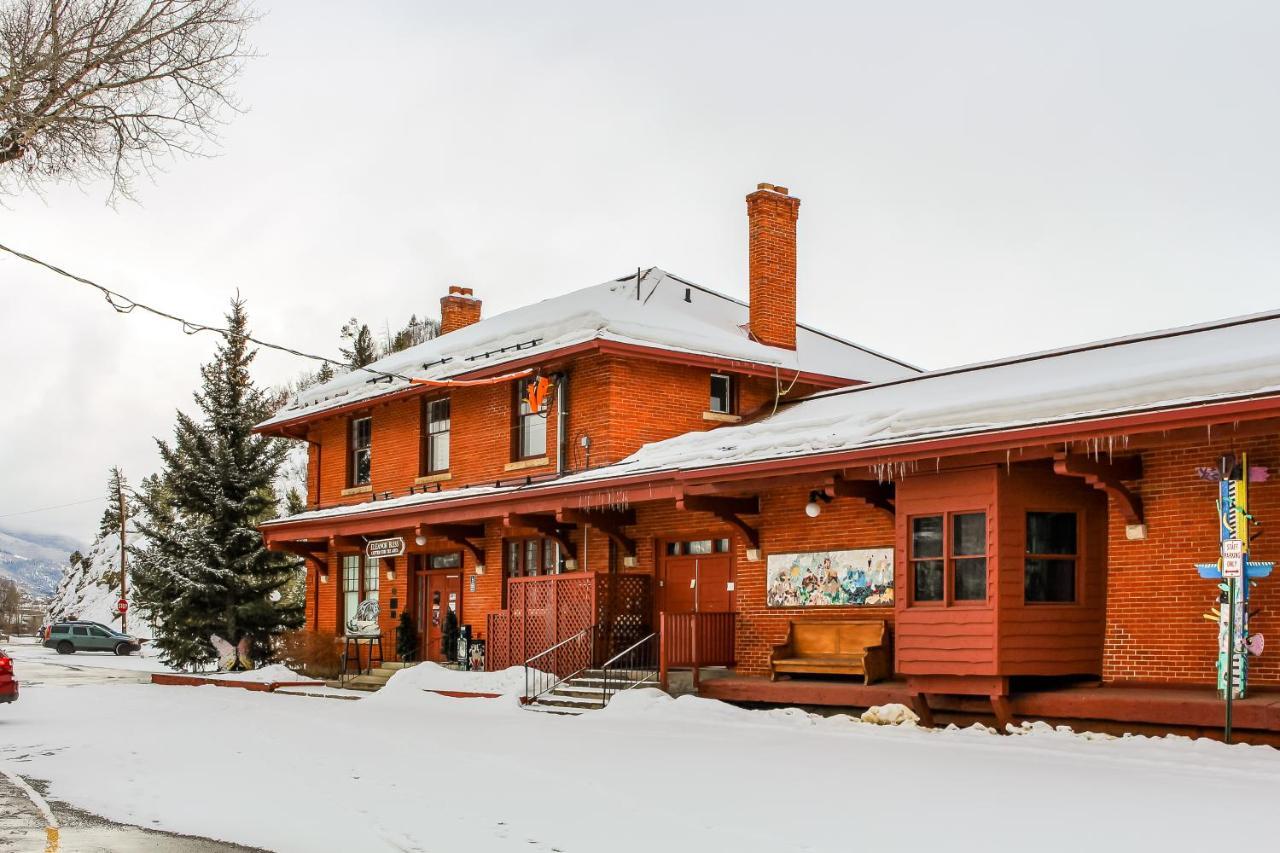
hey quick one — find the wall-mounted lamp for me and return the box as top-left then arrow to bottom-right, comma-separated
319,569 -> 329,584
745,548 -> 762,562
386,564 -> 396,581
805,490 -> 832,518
563,559 -> 579,571
415,534 -> 427,546
1125,524 -> 1149,541
475,564 -> 486,575
623,555 -> 638,569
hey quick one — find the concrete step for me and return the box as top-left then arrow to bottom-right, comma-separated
523,702 -> 585,716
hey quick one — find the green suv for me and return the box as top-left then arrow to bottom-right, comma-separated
43,621 -> 141,656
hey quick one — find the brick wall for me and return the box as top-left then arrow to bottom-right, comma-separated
303,353 -> 804,511
1103,434 -> 1280,686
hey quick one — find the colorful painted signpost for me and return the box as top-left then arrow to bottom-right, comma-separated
1194,453 -> 1273,741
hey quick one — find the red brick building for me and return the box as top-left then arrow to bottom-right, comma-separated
259,182 -> 1280,736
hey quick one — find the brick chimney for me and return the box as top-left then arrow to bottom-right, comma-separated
439,286 -> 482,334
746,182 -> 800,350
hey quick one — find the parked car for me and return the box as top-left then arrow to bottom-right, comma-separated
0,649 -> 16,703
43,621 -> 141,656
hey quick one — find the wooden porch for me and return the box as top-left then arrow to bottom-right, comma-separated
698,674 -> 1280,745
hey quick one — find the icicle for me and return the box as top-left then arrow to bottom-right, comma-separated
1006,448 -> 1012,473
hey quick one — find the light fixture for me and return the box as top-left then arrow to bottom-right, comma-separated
475,564 -> 486,575
386,565 -> 396,581
564,559 -> 579,571
805,490 -> 831,518
623,555 -> 638,568
415,534 -> 426,546
745,548 -> 762,562
319,570 -> 329,584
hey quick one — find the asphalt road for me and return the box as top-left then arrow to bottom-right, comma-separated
1,641 -> 266,853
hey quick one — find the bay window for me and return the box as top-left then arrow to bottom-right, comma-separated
1025,512 -> 1078,603
910,511 -> 989,604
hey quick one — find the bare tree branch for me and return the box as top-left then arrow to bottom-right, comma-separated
0,0 -> 258,202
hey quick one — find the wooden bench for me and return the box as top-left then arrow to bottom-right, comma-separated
769,620 -> 890,684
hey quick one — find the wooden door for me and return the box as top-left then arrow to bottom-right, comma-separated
420,571 -> 462,662
661,555 -> 734,613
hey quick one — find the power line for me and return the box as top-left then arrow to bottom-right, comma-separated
0,240 -> 413,384
0,496 -> 101,520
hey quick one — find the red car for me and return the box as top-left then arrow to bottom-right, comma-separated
0,649 -> 17,704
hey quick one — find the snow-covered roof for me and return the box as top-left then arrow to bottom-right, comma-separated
267,308 -> 1280,530
594,308 -> 1280,474
258,268 -> 919,430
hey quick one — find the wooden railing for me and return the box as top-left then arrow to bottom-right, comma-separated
485,572 -> 653,675
659,611 -> 736,690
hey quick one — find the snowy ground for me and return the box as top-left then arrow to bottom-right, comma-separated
2,663 -> 1279,853
4,637 -> 173,674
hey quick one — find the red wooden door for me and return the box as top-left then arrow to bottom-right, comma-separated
661,555 -> 734,613
420,571 -> 462,662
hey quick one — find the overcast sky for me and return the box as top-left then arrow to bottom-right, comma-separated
3,0 -> 1279,541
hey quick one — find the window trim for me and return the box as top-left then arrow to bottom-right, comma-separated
348,415 -> 372,487
421,396 -> 451,475
340,553 -> 381,630
709,372 -> 736,415
908,509 -> 990,607
512,380 -> 548,461
1023,509 -> 1081,605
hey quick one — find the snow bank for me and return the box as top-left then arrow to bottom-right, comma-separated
372,662 -> 531,698
202,664 -> 306,684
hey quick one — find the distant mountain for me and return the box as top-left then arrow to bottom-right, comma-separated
0,525 -> 84,596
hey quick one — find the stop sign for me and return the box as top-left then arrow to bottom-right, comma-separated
116,598 -> 129,614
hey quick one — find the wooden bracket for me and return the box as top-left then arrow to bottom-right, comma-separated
503,513 -> 577,562
330,535 -> 365,552
271,540 -> 328,572
676,494 -> 760,550
824,476 -> 895,518
557,508 -> 636,557
1052,452 -> 1144,524
418,523 -> 486,565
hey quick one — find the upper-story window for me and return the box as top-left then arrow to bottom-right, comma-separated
349,416 -> 372,486
514,382 -> 547,459
1025,512 -> 1078,603
710,373 -> 735,414
422,397 -> 451,474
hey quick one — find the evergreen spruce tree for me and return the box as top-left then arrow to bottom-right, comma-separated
133,297 -> 304,670
339,318 -> 377,368
314,360 -> 335,384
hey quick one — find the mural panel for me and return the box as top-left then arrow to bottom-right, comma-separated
766,548 -> 894,607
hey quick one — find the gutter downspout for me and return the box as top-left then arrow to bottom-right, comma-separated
555,372 -> 568,476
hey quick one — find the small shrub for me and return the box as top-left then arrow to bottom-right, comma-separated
279,630 -> 342,679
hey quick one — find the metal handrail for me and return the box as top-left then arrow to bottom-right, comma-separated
523,625 -> 594,704
598,631 -> 658,705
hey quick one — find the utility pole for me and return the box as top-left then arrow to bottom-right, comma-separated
117,476 -> 128,635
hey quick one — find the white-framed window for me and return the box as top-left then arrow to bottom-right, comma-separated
423,397 -> 451,473
342,554 -> 381,624
349,416 -> 372,486
515,383 -> 547,459
710,373 -> 734,414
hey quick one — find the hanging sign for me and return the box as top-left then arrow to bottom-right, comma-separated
366,537 -> 406,559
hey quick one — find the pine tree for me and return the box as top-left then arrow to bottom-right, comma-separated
314,360 -> 335,384
339,318 -> 377,368
133,297 -> 304,670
